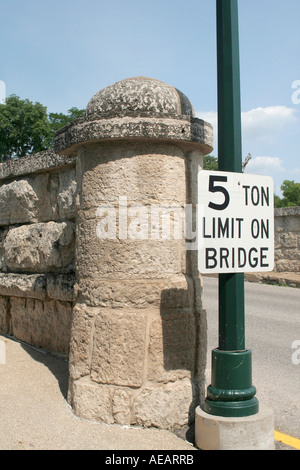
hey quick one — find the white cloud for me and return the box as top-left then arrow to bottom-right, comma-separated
241,106 -> 298,144
245,156 -> 285,175
197,106 -> 298,146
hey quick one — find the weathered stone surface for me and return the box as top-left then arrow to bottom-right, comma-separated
0,169 -> 76,226
78,142 -> 187,207
57,167 -> 77,220
0,273 -> 46,299
10,297 -> 72,354
68,304 -> 96,380
0,179 -> 41,225
133,379 -> 193,429
147,312 -> 196,383
68,378 -> 114,424
61,77 -> 209,430
55,116 -> 213,157
0,273 -> 75,302
4,222 -> 75,273
0,150 -> 75,181
90,309 -> 147,387
76,222 -> 185,279
46,274 -> 75,302
112,389 -> 132,425
275,259 -> 300,272
78,274 -> 192,309
55,77 -> 213,156
274,207 -> 300,272
0,228 -> 7,271
86,76 -> 195,120
0,296 -> 10,334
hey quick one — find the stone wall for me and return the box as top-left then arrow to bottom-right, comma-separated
274,206 -> 300,273
0,150 -> 77,355
0,150 -> 298,362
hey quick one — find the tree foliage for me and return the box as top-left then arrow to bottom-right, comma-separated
203,155 -> 218,170
274,180 -> 300,208
48,107 -> 85,145
0,95 -> 85,162
0,95 -> 51,161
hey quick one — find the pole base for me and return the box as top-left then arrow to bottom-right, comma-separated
204,396 -> 259,418
205,348 -> 258,418
195,404 -> 274,450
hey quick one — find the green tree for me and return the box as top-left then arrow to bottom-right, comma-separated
203,155 -> 218,170
274,180 -> 300,208
0,95 -> 51,162
48,107 -> 85,145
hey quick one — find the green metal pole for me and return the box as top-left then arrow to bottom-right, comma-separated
204,0 -> 259,417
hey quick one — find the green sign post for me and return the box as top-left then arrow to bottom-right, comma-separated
203,0 -> 259,417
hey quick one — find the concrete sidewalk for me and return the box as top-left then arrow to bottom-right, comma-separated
0,335 -> 194,451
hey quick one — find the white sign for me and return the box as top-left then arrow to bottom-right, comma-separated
198,170 -> 274,273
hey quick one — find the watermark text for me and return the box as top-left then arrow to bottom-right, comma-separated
95,196 -> 198,250
291,80 -> 300,105
292,340 -> 300,365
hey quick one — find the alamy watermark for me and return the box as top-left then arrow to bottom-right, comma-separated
292,340 -> 300,365
95,196 -> 199,250
291,80 -> 300,105
0,80 -> 6,105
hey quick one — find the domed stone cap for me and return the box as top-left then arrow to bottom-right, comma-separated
86,77 -> 195,120
55,77 -> 213,156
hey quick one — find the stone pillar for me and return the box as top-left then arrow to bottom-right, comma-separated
55,77 -> 213,429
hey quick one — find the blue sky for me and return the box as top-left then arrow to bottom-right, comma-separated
0,0 -> 299,194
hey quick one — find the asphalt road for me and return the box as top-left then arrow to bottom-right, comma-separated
203,276 -> 300,441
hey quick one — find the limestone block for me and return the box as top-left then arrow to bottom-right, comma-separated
57,167 -> 77,220
76,220 -> 185,279
133,379 -> 193,429
0,179 -> 39,225
147,312 -> 196,383
78,142 -> 186,208
10,297 -> 72,354
276,215 -> 300,232
276,259 -> 300,272
0,150 -> 76,181
0,228 -> 7,271
4,222 -> 75,273
0,273 -> 75,302
0,175 -> 57,225
90,309 -> 147,387
112,389 -> 132,425
0,273 -> 46,299
68,304 -> 97,380
276,231 -> 298,249
0,296 -> 10,334
0,168 -> 76,226
78,274 -> 193,309
68,378 -> 114,424
46,274 -> 75,302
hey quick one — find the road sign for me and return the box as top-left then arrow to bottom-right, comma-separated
198,170 -> 274,273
